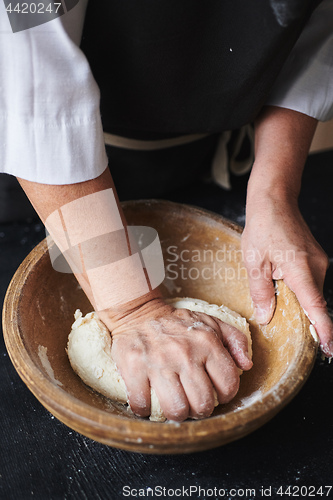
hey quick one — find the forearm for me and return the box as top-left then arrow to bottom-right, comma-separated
18,168 -> 161,326
19,169 -> 253,421
242,106 -> 333,356
247,105 -> 318,206
18,167 -> 119,221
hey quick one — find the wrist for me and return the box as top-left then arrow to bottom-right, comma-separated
97,288 -> 168,331
247,106 -> 317,213
246,176 -> 300,224
246,162 -> 300,213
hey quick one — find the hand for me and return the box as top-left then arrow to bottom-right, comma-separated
242,193 -> 333,357
100,298 -> 252,421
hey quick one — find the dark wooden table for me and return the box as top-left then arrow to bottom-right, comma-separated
1,152 -> 333,500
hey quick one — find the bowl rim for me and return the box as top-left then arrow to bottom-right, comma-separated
2,200 -> 318,453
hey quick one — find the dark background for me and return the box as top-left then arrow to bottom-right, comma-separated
1,149 -> 333,499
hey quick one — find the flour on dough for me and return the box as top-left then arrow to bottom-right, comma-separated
67,297 -> 252,422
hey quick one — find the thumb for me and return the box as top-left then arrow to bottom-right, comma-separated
246,261 -> 276,324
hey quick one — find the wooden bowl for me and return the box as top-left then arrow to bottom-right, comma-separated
2,200 -> 318,454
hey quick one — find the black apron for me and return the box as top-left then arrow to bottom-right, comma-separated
80,0 -> 321,139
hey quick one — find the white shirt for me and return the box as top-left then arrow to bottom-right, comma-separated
0,0 -> 108,184
266,0 -> 333,120
0,0 -> 332,185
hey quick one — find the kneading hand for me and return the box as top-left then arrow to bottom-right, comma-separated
100,298 -> 252,421
242,193 -> 333,357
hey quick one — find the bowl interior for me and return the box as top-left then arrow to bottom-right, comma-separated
3,200 -> 317,452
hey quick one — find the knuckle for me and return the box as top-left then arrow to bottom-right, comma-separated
126,347 -> 144,366
197,331 -> 220,352
191,397 -> 215,419
157,342 -> 191,369
128,392 -> 150,416
310,242 -> 328,260
248,265 -> 272,284
319,251 -> 329,271
175,341 -> 192,360
250,288 -> 273,304
217,366 -> 240,403
222,376 -> 240,403
163,401 -> 189,422
225,329 -> 249,350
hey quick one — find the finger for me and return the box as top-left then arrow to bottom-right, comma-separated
179,365 -> 216,419
151,372 -> 189,422
283,270 -> 333,357
123,372 -> 152,418
113,341 -> 151,417
205,346 -> 240,404
310,313 -> 333,358
245,260 -> 276,324
216,320 -> 253,371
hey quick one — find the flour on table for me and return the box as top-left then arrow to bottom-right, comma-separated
67,297 -> 252,422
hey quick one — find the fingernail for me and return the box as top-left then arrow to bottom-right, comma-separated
309,325 -> 319,343
272,267 -> 283,280
320,340 -> 333,358
254,306 -> 270,324
242,348 -> 252,363
303,308 -> 316,326
254,298 -> 275,325
244,351 -> 252,361
244,356 -> 253,369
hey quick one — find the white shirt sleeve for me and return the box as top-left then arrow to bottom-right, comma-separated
0,0 -> 108,184
266,0 -> 333,122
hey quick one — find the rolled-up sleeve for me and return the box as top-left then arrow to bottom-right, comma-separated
0,0 -> 108,184
266,0 -> 333,122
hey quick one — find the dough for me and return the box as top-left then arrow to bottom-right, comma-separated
67,297 -> 252,422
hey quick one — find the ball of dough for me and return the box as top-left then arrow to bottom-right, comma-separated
67,297 -> 252,422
